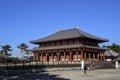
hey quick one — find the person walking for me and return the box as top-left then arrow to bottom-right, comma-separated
84,65 -> 87,74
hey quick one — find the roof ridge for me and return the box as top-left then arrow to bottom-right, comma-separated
59,28 -> 76,32
75,28 -> 85,37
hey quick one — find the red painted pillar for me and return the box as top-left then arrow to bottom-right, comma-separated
40,53 -> 41,61
103,52 -> 105,61
101,52 -> 105,61
52,52 -> 54,61
33,51 -> 36,61
48,53 -> 49,61
93,53 -> 95,61
89,52 -> 91,61
54,53 -> 56,61
41,53 -> 43,61
84,51 -> 86,60
57,52 -> 59,61
97,53 -> 99,61
100,53 -> 102,61
59,52 -> 61,61
80,50 -> 83,61
64,51 -> 66,61
70,51 -> 72,61
76,51 -> 78,61
55,54 -> 57,61
35,51 -> 38,61
45,53 -> 48,61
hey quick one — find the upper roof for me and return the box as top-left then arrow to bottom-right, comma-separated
30,28 -> 109,44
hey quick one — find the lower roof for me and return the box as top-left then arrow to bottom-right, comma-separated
28,44 -> 108,51
105,50 -> 119,57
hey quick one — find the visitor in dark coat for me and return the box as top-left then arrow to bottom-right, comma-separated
84,65 -> 87,74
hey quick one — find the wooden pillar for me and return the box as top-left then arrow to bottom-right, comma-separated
97,53 -> 100,61
41,53 -> 43,61
36,51 -> 38,61
57,52 -> 59,61
33,51 -> 36,61
39,52 -> 41,61
101,52 -> 102,61
35,51 -> 37,61
84,51 -> 86,60
46,53 -> 47,61
55,52 -> 57,61
89,52 -> 91,61
70,51 -> 72,61
76,51 -> 78,61
38,52 -> 40,61
93,53 -> 95,61
49,53 -> 50,61
101,52 -> 105,61
39,53 -> 41,61
58,52 -> 61,61
59,52 -> 61,61
47,53 -> 49,61
52,52 -> 54,61
103,52 -> 105,61
80,50 -> 83,61
40,53 -> 41,61
64,51 -> 66,61
102,52 -> 104,61
100,53 -> 102,61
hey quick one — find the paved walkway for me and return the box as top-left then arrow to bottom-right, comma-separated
49,69 -> 120,80
0,69 -> 120,80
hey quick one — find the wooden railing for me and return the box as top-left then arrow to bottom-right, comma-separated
0,61 -> 82,70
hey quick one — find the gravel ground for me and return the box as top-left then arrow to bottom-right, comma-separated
0,69 -> 120,80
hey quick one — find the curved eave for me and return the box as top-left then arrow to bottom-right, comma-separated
84,36 -> 109,42
30,36 -> 81,44
30,37 -> 109,44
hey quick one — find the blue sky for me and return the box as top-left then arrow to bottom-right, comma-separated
0,0 -> 120,57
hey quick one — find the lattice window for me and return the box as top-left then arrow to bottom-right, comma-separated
75,39 -> 79,44
69,40 -> 73,44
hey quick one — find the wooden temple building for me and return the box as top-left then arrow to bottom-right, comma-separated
30,27 -> 109,62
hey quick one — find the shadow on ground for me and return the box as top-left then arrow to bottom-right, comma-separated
0,69 -> 70,80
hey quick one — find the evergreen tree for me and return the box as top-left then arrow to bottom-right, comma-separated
103,43 -> 120,54
0,45 -> 12,61
17,43 -> 29,58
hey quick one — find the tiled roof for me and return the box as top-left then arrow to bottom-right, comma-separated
30,28 -> 109,44
105,50 -> 119,57
28,45 -> 107,51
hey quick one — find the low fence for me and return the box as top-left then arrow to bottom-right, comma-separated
0,61 -> 114,70
0,61 -> 83,70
